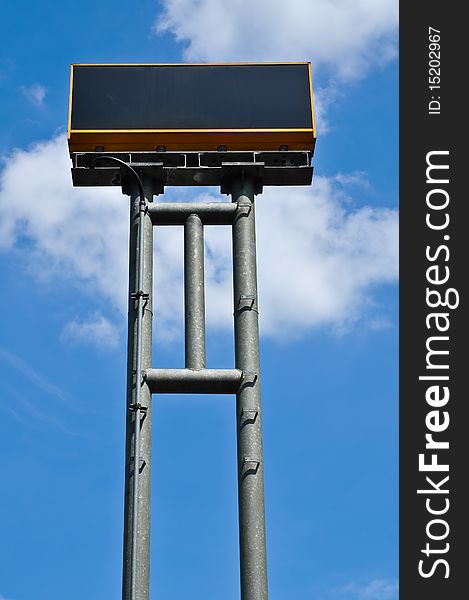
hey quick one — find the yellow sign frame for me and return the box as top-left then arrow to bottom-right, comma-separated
68,62 -> 316,153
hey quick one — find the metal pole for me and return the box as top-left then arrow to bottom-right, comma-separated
145,368 -> 242,394
149,202 -> 237,225
184,214 -> 206,369
231,176 -> 268,600
122,176 -> 154,600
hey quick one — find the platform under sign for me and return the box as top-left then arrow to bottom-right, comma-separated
68,63 -> 316,153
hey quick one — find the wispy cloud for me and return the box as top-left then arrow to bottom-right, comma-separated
335,578 -> 399,600
0,57 -> 15,85
154,0 -> 397,134
0,382 -> 77,435
21,82 -> 47,106
155,0 -> 398,82
61,312 -> 120,350
0,345 -> 72,407
0,134 -> 397,341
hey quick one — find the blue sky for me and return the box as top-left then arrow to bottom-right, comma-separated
0,2 -> 398,599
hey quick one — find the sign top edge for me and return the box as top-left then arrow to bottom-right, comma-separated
71,62 -> 311,68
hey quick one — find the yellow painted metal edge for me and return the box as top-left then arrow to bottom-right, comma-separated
71,61 -> 311,67
308,63 -> 317,139
71,128 -> 313,134
67,64 -> 74,140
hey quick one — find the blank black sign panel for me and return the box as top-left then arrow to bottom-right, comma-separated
68,63 -> 316,152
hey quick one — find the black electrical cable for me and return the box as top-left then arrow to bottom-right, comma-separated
92,153 -> 146,600
90,155 -> 145,205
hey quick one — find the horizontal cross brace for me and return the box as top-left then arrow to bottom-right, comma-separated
148,202 -> 238,225
144,368 -> 243,394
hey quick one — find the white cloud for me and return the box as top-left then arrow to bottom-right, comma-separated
336,578 -> 398,600
61,313 -> 120,349
255,179 -> 397,335
0,134 -> 130,311
155,0 -> 398,81
21,82 -> 47,106
0,134 -> 397,341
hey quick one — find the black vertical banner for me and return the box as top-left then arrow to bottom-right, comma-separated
400,3 -> 466,599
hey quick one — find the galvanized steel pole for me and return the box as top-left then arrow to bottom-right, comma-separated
231,177 -> 268,600
184,214 -> 206,369
122,176 -> 154,600
77,140 -> 313,600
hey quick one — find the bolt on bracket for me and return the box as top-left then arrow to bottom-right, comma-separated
241,370 -> 258,386
130,455 -> 146,471
239,408 -> 259,424
237,294 -> 256,310
241,457 -> 260,475
236,201 -> 252,213
131,370 -> 148,385
128,403 -> 148,414
130,290 -> 150,301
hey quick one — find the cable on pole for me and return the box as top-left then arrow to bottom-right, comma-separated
92,156 -> 147,600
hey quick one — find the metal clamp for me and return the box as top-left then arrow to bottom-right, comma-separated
130,290 -> 150,301
131,370 -> 147,386
129,403 -> 147,428
128,403 -> 148,414
241,457 -> 260,475
235,202 -> 252,217
130,455 -> 146,471
237,294 -> 255,310
235,294 -> 258,316
239,408 -> 259,425
241,370 -> 258,385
